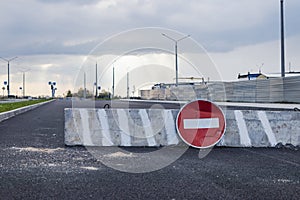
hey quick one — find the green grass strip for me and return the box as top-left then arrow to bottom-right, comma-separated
0,99 -> 50,113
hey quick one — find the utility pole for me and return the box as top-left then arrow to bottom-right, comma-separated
162,33 -> 190,87
127,72 -> 129,98
22,72 -> 25,97
84,72 -> 87,98
132,85 -> 135,97
0,56 -> 18,96
95,62 -> 98,98
280,0 -> 285,77
19,68 -> 30,98
112,66 -> 115,98
86,57 -> 99,98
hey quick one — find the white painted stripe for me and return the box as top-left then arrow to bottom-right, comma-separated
164,110 -> 179,145
97,109 -> 114,146
257,111 -> 277,146
183,118 -> 219,129
234,110 -> 252,147
79,109 -> 94,146
116,110 -> 131,146
139,109 -> 157,146
71,110 -> 81,145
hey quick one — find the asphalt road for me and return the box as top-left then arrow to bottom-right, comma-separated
0,100 -> 299,200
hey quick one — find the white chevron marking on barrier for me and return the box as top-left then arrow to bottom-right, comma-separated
117,110 -> 131,146
139,109 -> 157,146
79,110 -> 94,146
257,111 -> 277,146
97,109 -> 114,146
234,110 -> 252,147
164,110 -> 179,145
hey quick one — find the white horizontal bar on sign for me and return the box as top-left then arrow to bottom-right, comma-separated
183,118 -> 220,129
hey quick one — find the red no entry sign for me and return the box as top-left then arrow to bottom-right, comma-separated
176,100 -> 226,148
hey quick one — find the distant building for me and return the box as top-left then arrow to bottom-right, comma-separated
238,71 -> 300,80
238,72 -> 268,80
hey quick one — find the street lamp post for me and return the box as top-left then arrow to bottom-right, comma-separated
112,65 -> 115,98
22,72 -> 25,97
280,0 -> 285,77
127,72 -> 129,99
162,33 -> 190,87
0,56 -> 18,96
19,68 -> 30,98
95,62 -> 98,98
84,72 -> 87,98
86,57 -> 100,98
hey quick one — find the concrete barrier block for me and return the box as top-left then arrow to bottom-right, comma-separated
64,108 -> 182,147
218,118 -> 241,147
65,108 -> 300,147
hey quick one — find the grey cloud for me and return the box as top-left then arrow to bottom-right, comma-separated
37,0 -> 100,5
0,0 -> 300,57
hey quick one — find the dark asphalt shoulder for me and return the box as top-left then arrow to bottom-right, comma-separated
0,100 -> 299,200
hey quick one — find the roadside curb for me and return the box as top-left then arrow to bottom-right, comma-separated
0,99 -> 55,123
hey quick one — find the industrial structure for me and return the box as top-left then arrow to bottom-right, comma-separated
140,75 -> 300,103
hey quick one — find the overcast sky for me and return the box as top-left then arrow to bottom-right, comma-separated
0,0 -> 299,97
